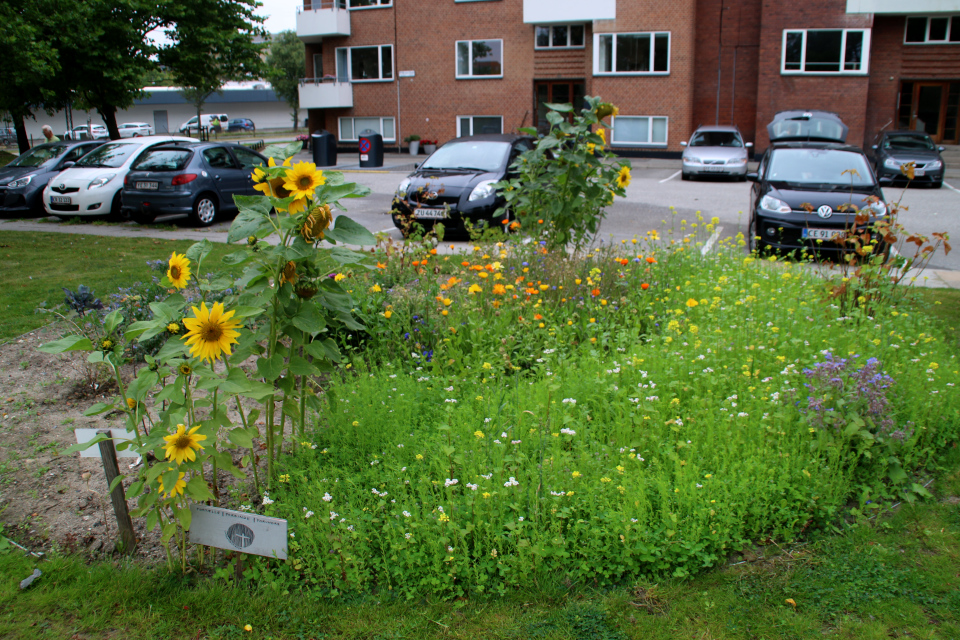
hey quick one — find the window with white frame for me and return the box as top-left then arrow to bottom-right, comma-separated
905,16 -> 960,43
594,32 -> 669,75
349,0 -> 391,8
457,116 -> 503,137
781,29 -> 870,74
339,117 -> 396,142
611,116 -> 668,146
535,24 -> 585,49
335,45 -> 393,82
456,39 -> 503,78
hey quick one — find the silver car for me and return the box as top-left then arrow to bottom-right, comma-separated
118,122 -> 155,138
681,125 -> 752,181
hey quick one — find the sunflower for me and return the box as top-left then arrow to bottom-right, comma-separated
181,302 -> 242,362
167,252 -> 191,289
283,162 -> 326,201
167,322 -> 181,334
279,261 -> 298,285
252,157 -> 292,198
301,203 -> 333,242
284,197 -> 309,215
162,423 -> 206,464
616,165 -> 631,189
178,362 -> 192,376
157,471 -> 187,498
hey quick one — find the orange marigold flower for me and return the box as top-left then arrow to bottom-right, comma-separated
641,283 -> 650,290
619,258 -> 629,266
646,256 -> 657,264
376,262 -> 387,270
461,261 -> 470,267
591,288 -> 601,297
412,260 -> 420,266
534,314 -> 543,320
493,284 -> 506,295
430,248 -> 437,255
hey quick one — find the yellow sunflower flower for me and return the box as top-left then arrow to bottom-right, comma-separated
279,261 -> 298,285
283,162 -> 326,201
597,128 -> 606,145
167,252 -> 191,289
181,302 -> 242,362
157,471 -> 187,498
616,165 -> 631,189
162,423 -> 206,465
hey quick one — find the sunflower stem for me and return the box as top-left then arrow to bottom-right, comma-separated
225,360 -> 262,496
109,361 -> 143,448
211,381 -> 220,505
264,300 -> 280,490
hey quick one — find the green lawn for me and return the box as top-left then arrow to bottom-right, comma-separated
0,231 -> 241,341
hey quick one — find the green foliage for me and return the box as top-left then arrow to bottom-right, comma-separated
264,31 -> 306,131
495,96 -> 631,251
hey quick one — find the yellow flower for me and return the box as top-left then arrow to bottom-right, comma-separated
279,261 -> 298,285
474,430 -> 485,439
178,363 -> 192,376
416,453 -> 424,460
572,471 -> 581,478
244,624 -> 253,632
439,513 -> 450,522
157,471 -> 186,498
282,161 -> 326,200
686,298 -> 699,308
279,474 -> 290,483
301,203 -> 332,239
384,310 -> 393,319
126,397 -> 137,410
468,284 -> 482,294
597,127 -> 607,144
181,302 -> 242,362
616,165 -> 631,189
482,492 -> 491,499
370,284 -> 382,293
162,424 -> 206,464
334,273 -> 346,282
167,252 -> 191,289
167,322 -> 181,334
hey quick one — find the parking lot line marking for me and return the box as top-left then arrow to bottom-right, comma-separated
700,226 -> 723,255
889,244 -> 900,258
659,170 -> 681,183
943,181 -> 960,195
378,227 -> 396,234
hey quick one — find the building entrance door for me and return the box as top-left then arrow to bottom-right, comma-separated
913,83 -> 946,140
153,110 -> 169,134
534,81 -> 585,135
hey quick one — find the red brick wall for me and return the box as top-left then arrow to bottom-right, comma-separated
754,0 -> 872,150
692,0 -> 762,144
863,15 -> 902,148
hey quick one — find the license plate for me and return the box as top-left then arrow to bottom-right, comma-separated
802,228 -> 841,240
136,181 -> 158,190
51,196 -> 72,204
414,208 -> 447,220
701,165 -> 724,172
914,169 -> 925,176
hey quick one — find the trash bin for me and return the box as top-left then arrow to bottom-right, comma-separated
311,130 -> 337,167
358,129 -> 383,168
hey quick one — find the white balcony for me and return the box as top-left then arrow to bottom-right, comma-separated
523,0 -> 615,24
298,79 -> 353,109
296,1 -> 350,43
846,0 -> 960,12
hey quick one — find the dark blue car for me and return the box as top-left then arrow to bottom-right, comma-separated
228,118 -> 256,133
121,142 -> 267,226
0,141 -> 104,217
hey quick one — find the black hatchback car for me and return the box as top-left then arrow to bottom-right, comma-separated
747,111 -> 887,256
872,130 -> 945,188
121,142 -> 267,226
0,141 -> 103,217
390,134 -> 535,236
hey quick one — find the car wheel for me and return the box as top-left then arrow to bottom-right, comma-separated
748,215 -> 763,254
932,180 -> 943,189
681,172 -> 690,181
190,193 -> 219,226
132,133 -> 140,138
107,192 -> 127,221
130,211 -> 156,225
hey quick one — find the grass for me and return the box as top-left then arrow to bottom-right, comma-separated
0,231 -> 242,341
915,287 -> 960,335
1,461 -> 958,638
0,150 -> 15,167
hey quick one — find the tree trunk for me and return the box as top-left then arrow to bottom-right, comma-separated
99,105 -> 121,140
292,109 -> 298,132
13,110 -> 30,154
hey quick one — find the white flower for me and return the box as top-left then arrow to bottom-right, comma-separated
447,546 -> 454,553
481,473 -> 493,480
303,509 -> 315,518
405,533 -> 412,539
561,398 -> 577,404
518,517 -> 524,522
560,428 -> 576,436
511,440 -> 521,444
504,477 -> 519,487
322,492 -> 332,502
329,511 -> 338,520
444,386 -> 454,392
402,510 -> 411,517
466,483 -> 478,491
444,478 -> 459,487
737,412 -> 748,417
262,494 -> 274,505
445,399 -> 457,404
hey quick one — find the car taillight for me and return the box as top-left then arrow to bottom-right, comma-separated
171,174 -> 198,186
124,175 -> 129,185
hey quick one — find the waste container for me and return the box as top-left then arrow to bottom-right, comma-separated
358,129 -> 383,168
311,130 -> 337,167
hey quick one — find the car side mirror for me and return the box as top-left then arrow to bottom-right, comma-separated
745,142 -> 754,148
414,163 -> 420,169
939,146 -> 945,152
746,172 -> 759,182
679,141 -> 687,147
61,162 -> 75,170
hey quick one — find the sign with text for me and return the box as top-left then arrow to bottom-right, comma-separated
188,504 -> 288,559
74,429 -> 139,458
399,70 -> 415,78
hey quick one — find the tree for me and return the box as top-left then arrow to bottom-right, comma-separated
160,0 -> 266,134
264,31 -> 305,131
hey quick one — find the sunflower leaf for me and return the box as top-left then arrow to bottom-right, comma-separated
256,354 -> 285,381
228,427 -> 254,449
288,355 -> 320,377
185,240 -> 213,266
323,215 -> 377,246
291,302 -> 326,336
37,335 -> 94,354
82,402 -> 114,417
178,506 -> 192,532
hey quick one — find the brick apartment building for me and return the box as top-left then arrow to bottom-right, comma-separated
295,0 -> 960,154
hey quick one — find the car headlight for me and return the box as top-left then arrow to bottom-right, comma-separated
726,157 -> 747,165
88,174 -> 116,189
468,180 -> 498,202
926,160 -> 942,170
6,174 -> 33,188
396,178 -> 411,199
760,195 -> 792,213
863,200 -> 887,217
883,158 -> 900,169
684,156 -> 702,164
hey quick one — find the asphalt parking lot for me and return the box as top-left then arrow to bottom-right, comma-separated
3,159 -> 958,272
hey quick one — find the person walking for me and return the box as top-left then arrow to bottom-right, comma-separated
41,125 -> 60,143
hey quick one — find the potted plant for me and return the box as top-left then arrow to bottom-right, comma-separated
296,134 -> 310,151
421,138 -> 438,154
404,134 -> 421,155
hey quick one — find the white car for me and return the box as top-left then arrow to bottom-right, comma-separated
117,122 -> 155,138
178,114 -> 229,134
42,135 -> 197,219
64,125 -> 109,141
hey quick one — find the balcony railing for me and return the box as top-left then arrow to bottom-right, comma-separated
523,0 -> 615,24
298,78 -> 354,109
296,1 -> 350,41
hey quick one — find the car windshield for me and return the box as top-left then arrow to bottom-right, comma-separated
769,117 -> 845,142
74,142 -> 141,168
689,131 -> 743,147
8,145 -> 68,167
767,148 -> 874,186
419,141 -> 510,172
883,135 -> 936,152
132,149 -> 192,171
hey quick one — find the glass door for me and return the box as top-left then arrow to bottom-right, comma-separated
534,81 -> 585,135
912,82 -> 947,141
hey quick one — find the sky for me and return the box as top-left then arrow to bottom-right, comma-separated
256,0 -> 298,35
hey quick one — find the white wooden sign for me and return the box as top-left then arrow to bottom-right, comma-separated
188,504 -> 288,559
74,429 -> 139,458
399,70 -> 415,78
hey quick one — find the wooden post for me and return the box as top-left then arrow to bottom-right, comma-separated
97,430 -> 137,555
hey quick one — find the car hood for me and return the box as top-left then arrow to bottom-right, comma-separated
768,184 -> 882,213
0,166 -> 38,183
881,149 -> 941,163
683,147 -> 747,161
404,169 -> 498,198
49,166 -> 126,189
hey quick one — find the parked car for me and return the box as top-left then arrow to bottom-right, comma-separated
0,127 -> 15,146
178,114 -> 229,134
122,142 -> 267,226
41,135 -> 197,220
228,118 -> 256,133
872,130 -> 945,188
390,134 -> 535,236
680,125 -> 752,180
746,111 -> 887,257
0,141 -> 104,217
117,122 -> 155,138
64,124 -> 109,140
